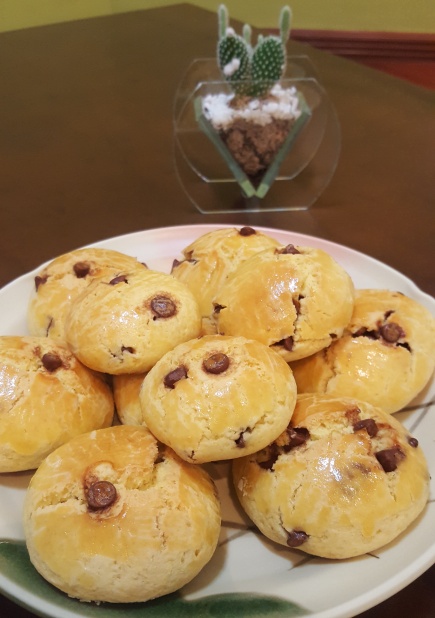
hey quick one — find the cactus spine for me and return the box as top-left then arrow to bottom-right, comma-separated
217,5 -> 292,98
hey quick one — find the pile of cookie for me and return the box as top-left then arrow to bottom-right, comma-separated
1,226 -> 434,604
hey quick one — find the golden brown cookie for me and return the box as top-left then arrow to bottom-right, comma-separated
23,425 -> 221,603
233,394 -> 429,559
140,334 -> 297,463
214,244 -> 355,362
65,268 -> 202,374
171,226 -> 280,333
291,289 -> 435,413
0,336 -> 114,472
113,373 -> 146,426
27,247 -> 147,343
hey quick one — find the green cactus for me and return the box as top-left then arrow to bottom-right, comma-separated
217,5 -> 251,94
251,36 -> 286,96
218,35 -> 251,82
279,5 -> 292,44
216,4 -> 292,98
242,22 -> 252,46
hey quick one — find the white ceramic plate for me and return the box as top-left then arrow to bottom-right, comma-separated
0,224 -> 434,618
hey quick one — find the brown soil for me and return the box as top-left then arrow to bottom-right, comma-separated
220,118 -> 292,179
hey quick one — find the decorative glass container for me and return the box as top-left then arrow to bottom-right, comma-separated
173,57 -> 340,213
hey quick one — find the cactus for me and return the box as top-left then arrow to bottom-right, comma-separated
217,5 -> 251,94
251,36 -> 286,96
217,5 -> 292,98
242,23 -> 252,46
279,5 -> 292,45
218,35 -> 250,83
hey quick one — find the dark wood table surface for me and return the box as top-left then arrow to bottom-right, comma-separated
0,4 -> 434,617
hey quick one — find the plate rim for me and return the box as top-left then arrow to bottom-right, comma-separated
2,223 -> 433,308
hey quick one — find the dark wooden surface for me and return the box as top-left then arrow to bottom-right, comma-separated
0,4 -> 434,617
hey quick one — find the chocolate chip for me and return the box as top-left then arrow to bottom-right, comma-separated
73,261 -> 91,278
238,226 -> 256,236
353,418 -> 379,438
41,352 -> 63,372
151,296 -> 176,318
408,436 -> 419,448
384,310 -> 395,320
278,244 -> 300,255
257,444 -> 280,470
380,322 -> 405,343
86,481 -> 117,510
375,447 -> 405,472
163,365 -> 187,388
203,352 -> 230,374
293,297 -> 301,314
352,321 -> 407,346
352,327 -> 378,339
213,303 -> 225,314
286,529 -> 309,548
109,274 -> 128,285
285,427 -> 310,449
35,275 -> 48,291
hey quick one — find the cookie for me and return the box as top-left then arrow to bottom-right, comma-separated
171,226 -> 280,333
232,394 -> 429,559
27,247 -> 147,343
140,334 -> 297,463
0,336 -> 114,472
23,425 -> 221,603
214,244 -> 355,361
65,268 -> 202,374
291,289 -> 435,413
113,373 -> 146,426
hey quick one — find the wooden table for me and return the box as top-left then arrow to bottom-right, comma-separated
0,4 -> 434,617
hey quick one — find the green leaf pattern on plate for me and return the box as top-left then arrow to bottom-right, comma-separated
0,541 -> 309,617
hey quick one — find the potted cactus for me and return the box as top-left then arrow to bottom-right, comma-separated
195,4 -> 311,199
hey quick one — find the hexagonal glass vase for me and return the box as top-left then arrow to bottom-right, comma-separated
173,57 -> 341,214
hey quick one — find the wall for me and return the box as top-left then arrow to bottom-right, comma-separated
1,0 -> 435,33
199,0 -> 435,32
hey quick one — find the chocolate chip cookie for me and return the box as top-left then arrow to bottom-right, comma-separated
291,289 -> 435,413
23,425 -> 221,602
233,393 -> 429,559
27,247 -> 147,343
65,269 -> 202,374
140,334 -> 297,463
213,244 -> 355,361
0,336 -> 114,472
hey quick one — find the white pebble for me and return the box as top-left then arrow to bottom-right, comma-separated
202,84 -> 302,129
